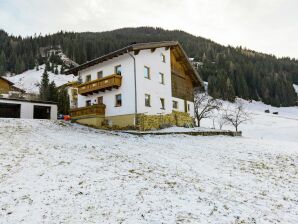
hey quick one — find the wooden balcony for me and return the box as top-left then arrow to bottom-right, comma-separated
70,104 -> 106,118
78,74 -> 122,96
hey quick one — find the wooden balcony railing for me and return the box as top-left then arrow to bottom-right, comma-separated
70,104 -> 106,118
78,74 -> 122,95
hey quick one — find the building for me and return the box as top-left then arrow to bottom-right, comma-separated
65,41 -> 203,130
0,98 -> 57,120
0,77 -> 25,95
58,81 -> 79,110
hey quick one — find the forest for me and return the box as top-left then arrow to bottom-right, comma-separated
0,27 -> 297,106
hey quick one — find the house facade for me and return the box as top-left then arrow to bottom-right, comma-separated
65,41 -> 203,130
0,77 -> 25,96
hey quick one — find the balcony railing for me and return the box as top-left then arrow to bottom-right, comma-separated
70,104 -> 106,118
78,74 -> 122,95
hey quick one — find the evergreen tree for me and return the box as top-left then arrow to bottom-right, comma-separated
57,87 -> 70,114
48,81 -> 57,101
54,65 -> 59,75
40,69 -> 49,100
0,51 -> 6,76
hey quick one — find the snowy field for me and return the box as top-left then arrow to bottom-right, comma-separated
0,102 -> 298,223
5,65 -> 76,93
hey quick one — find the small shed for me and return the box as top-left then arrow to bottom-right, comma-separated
0,98 -> 57,120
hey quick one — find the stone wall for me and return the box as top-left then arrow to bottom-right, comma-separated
136,111 -> 194,131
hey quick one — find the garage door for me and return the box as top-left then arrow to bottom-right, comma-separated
33,105 -> 51,119
0,103 -> 21,118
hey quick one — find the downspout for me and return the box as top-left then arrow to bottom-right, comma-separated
127,51 -> 137,126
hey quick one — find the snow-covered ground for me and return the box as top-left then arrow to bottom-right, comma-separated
5,65 -> 76,93
201,99 -> 298,143
0,99 -> 298,223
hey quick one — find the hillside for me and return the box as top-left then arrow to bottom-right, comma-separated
5,65 -> 76,93
0,27 -> 298,106
0,100 -> 297,223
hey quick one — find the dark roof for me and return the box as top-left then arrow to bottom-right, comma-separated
0,97 -> 57,105
65,41 -> 203,86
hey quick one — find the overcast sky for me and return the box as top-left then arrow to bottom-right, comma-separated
0,0 -> 297,58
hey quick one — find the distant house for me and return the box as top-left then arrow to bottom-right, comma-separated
0,98 -> 57,120
65,41 -> 203,130
0,77 -> 25,95
58,81 -> 79,109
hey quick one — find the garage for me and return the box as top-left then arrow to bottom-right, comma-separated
0,102 -> 21,118
33,105 -> 51,119
0,98 -> 57,120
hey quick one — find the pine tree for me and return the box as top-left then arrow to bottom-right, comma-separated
0,51 -> 6,76
54,65 -> 59,74
60,65 -> 65,74
48,81 -> 57,101
57,87 -> 70,114
40,69 -> 50,100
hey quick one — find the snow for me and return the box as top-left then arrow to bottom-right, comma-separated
5,65 -> 76,93
294,84 -> 298,95
201,99 -> 298,143
0,102 -> 298,223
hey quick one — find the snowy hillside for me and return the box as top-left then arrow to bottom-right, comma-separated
0,116 -> 297,223
201,99 -> 298,142
5,65 -> 76,93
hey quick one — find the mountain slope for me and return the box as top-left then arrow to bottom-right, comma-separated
6,65 -> 76,93
0,27 -> 297,106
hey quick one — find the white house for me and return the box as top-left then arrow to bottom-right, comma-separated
65,41 -> 203,130
0,98 -> 57,120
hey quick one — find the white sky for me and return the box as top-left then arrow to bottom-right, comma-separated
0,0 -> 297,58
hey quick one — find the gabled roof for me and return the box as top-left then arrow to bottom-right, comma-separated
0,76 -> 14,85
65,41 -> 203,87
0,77 -> 26,93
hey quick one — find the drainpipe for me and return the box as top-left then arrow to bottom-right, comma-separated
127,51 -> 137,126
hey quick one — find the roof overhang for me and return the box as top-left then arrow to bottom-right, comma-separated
65,41 -> 203,87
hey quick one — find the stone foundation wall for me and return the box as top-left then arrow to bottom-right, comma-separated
136,111 -> 194,131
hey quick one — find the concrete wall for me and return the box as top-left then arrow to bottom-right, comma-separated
0,99 -> 57,120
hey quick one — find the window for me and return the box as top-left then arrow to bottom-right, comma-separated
160,98 -> 165,110
115,65 -> 122,75
161,53 -> 166,63
187,104 -> 191,112
85,75 -> 91,83
97,71 -> 103,79
173,100 -> 178,109
145,94 -> 151,107
115,94 -> 122,107
159,73 -> 164,84
97,96 -> 103,104
144,66 -> 150,79
86,100 -> 91,107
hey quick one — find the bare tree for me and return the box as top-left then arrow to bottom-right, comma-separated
223,101 -> 250,132
217,114 -> 228,130
194,90 -> 222,127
